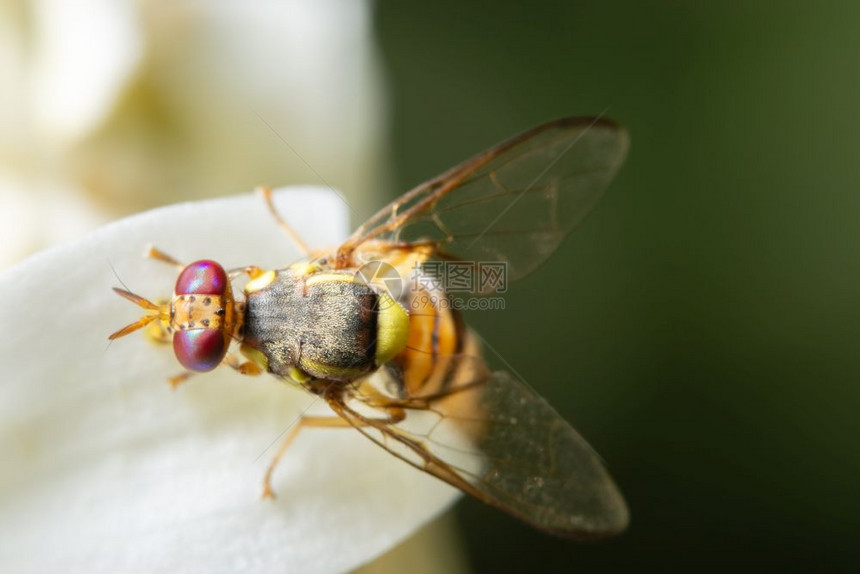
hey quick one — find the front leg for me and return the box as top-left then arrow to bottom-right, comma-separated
165,352 -> 263,390
224,353 -> 263,376
144,245 -> 184,269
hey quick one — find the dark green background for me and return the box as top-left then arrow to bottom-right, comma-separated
375,2 -> 860,570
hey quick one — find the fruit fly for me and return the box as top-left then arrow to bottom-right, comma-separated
110,117 -> 630,538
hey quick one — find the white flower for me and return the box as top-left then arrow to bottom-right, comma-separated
0,188 -> 460,573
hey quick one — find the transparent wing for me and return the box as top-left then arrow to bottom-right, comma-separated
337,117 -> 628,283
325,354 -> 629,538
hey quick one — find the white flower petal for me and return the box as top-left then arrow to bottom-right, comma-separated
0,187 -> 459,573
0,173 -> 116,269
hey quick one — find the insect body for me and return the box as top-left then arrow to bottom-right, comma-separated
241,264 -> 409,383
110,117 -> 630,539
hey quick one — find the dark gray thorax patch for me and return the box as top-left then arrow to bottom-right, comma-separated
243,271 -> 379,379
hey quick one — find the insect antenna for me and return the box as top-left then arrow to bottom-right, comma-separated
108,287 -> 167,340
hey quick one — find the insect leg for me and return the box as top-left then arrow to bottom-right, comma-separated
257,186 -> 311,257
166,353 -> 264,390
262,403 -> 407,499
144,245 -> 184,269
261,415 -> 352,499
227,265 -> 266,280
223,353 -> 264,376
167,371 -> 194,389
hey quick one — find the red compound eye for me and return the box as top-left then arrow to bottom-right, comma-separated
173,330 -> 227,372
172,260 -> 231,372
175,260 -> 228,295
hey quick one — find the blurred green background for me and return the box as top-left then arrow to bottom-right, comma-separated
375,1 -> 860,570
